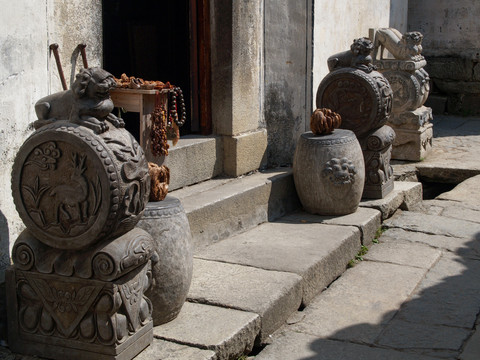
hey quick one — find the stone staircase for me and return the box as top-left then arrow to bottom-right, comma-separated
135,168 -> 423,360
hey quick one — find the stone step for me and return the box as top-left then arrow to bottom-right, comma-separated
143,179 -> 424,359
172,168 -> 301,251
131,175 -> 424,360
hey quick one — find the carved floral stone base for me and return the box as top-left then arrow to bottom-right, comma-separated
391,122 -> 433,161
360,125 -> 395,199
388,106 -> 433,161
6,228 -> 154,360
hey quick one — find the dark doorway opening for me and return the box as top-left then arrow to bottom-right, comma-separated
102,0 -> 211,136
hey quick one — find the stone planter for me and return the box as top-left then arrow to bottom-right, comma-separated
293,130 -> 365,215
137,196 -> 193,325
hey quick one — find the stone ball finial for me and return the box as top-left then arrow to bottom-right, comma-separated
310,108 -> 342,135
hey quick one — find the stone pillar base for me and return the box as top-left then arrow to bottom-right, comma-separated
6,228 -> 155,360
391,122 -> 433,161
388,106 -> 433,161
6,268 -> 153,360
360,125 -> 395,199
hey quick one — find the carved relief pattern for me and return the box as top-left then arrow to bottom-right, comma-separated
318,69 -> 393,138
13,264 -> 152,345
323,158 -> 357,185
12,121 -> 150,249
20,144 -> 102,240
362,126 -> 395,187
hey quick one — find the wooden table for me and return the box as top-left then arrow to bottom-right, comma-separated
110,88 -> 169,149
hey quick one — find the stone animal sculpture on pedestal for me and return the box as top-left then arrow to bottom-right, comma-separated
373,28 -> 423,61
34,67 -> 124,133
327,37 -> 376,73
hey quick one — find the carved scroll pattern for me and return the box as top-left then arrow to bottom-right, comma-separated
14,265 -> 152,345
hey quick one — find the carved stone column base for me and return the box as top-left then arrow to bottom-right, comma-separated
6,267 -> 153,360
391,122 -> 433,161
360,125 -> 395,199
6,228 -> 155,360
388,106 -> 433,161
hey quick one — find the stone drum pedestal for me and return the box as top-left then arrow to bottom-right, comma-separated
370,27 -> 433,161
317,38 -> 395,199
137,197 -> 193,326
293,130 -> 365,215
7,117 -> 154,359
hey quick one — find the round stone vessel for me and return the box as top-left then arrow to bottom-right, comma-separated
11,120 -> 150,250
137,196 -> 193,325
293,129 -> 365,215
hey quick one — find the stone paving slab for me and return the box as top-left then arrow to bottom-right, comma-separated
255,331 -> 437,360
289,260 -> 429,344
415,116 -> 480,183
385,211 -> 480,240
187,258 -> 303,343
411,199 -> 480,224
436,174 -> 480,207
364,238 -> 442,269
381,227 -> 480,259
394,252 -> 480,329
376,319 -> 471,359
152,302 -> 260,360
460,329 -> 480,360
360,181 -> 422,220
135,338 -> 216,360
281,207 -> 381,246
196,221 -> 361,305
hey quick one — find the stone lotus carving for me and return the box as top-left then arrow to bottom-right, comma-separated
34,67 -> 125,134
310,108 -> 342,135
373,28 -> 423,61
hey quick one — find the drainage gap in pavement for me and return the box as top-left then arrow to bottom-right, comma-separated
421,181 -> 457,200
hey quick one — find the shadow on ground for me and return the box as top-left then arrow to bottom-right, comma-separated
300,230 -> 480,360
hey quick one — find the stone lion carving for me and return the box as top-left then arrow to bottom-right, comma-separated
327,37 -> 376,73
373,28 -> 423,61
34,67 -> 124,133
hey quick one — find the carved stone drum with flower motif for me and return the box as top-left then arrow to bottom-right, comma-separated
11,121 -> 150,250
293,129 -> 365,215
8,117 -> 154,359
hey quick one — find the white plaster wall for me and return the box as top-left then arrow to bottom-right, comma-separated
0,0 -> 102,282
408,0 -> 480,56
312,0 -> 408,108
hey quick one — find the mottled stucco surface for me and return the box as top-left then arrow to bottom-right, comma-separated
0,0 -> 102,281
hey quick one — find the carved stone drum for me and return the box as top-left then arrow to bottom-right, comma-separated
11,120 -> 150,250
293,130 -> 365,215
316,68 -> 393,138
137,196 -> 193,325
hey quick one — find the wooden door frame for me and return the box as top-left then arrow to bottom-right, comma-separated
190,0 -> 212,135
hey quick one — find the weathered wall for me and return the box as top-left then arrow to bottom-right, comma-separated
0,0 -> 102,284
313,0 -> 408,102
408,0 -> 480,114
264,0 -> 311,167
265,0 -> 408,167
